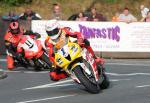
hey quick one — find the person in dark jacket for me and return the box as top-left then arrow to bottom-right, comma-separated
87,7 -> 107,21
19,8 -> 42,20
2,11 -> 19,21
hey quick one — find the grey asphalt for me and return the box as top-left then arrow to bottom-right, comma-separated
1,57 -> 150,103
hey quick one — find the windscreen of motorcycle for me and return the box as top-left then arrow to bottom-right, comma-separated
57,45 -> 69,58
18,36 -> 38,52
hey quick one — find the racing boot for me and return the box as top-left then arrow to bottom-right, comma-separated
7,55 -> 14,70
49,68 -> 69,81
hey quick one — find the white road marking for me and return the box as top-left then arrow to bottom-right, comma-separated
136,85 -> 150,88
40,83 -> 75,88
3,69 -> 150,78
106,63 -> 150,66
0,59 -> 6,62
22,79 -> 73,90
0,69 -> 4,72
106,72 -> 150,76
110,79 -> 131,82
2,70 -> 49,73
16,94 -> 76,103
23,78 -> 131,90
24,71 -> 49,73
106,59 -> 150,63
4,70 -> 21,73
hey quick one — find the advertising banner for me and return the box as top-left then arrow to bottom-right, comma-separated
32,21 -> 150,52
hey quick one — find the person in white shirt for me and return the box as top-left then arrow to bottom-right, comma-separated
140,5 -> 149,18
119,8 -> 137,23
140,5 -> 149,21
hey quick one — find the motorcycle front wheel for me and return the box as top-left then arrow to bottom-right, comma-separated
97,65 -> 110,89
73,66 -> 100,94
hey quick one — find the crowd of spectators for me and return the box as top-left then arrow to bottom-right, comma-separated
1,3 -> 150,23
2,11 -> 19,21
2,8 -> 41,21
113,4 -> 150,23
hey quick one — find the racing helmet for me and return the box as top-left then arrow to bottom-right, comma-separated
45,19 -> 61,40
9,21 -> 20,34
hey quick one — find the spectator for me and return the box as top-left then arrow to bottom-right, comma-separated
51,3 -> 64,20
19,8 -> 42,20
2,11 -> 19,21
68,14 -> 78,20
141,11 -> 150,22
87,7 -> 107,21
76,12 -> 87,21
118,8 -> 137,23
112,12 -> 119,22
140,5 -> 149,18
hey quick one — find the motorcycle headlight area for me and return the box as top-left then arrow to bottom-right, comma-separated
58,46 -> 69,57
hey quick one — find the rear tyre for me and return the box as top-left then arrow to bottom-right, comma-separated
73,66 -> 100,94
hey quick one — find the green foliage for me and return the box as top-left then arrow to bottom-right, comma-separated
2,0 -> 32,6
101,0 -> 117,3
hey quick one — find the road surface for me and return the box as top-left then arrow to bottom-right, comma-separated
0,56 -> 150,103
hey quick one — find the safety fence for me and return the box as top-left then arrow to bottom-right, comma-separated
1,20 -> 150,58
32,21 -> 150,58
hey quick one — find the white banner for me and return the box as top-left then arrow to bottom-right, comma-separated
32,21 -> 150,52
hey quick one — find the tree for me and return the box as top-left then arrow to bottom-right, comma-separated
2,0 -> 32,6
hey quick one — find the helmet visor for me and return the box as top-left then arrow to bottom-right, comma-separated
11,28 -> 20,34
46,28 -> 59,36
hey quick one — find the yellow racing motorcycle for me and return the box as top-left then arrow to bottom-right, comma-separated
54,40 -> 109,94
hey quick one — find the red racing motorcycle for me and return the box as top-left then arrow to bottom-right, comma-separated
17,35 -> 52,71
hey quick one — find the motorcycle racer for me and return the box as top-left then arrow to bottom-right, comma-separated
4,21 -> 40,70
45,19 -> 105,81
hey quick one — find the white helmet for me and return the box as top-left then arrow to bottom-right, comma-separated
45,19 -> 61,40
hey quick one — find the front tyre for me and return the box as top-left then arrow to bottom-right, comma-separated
97,65 -> 110,89
73,66 -> 100,94
100,73 -> 110,89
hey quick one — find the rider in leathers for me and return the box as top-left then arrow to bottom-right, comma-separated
45,20 -> 104,81
4,21 -> 40,70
